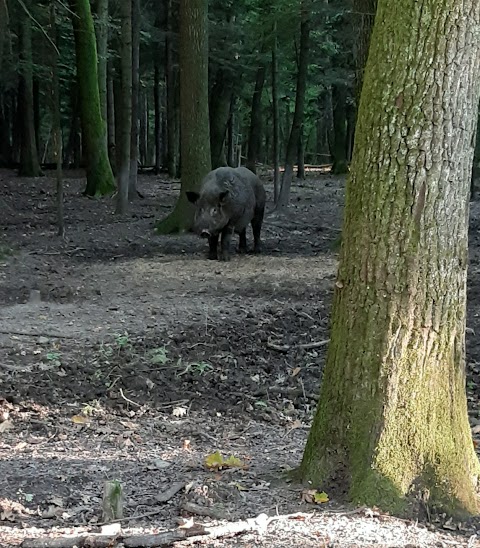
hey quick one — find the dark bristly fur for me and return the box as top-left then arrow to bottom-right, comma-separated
187,167 -> 266,261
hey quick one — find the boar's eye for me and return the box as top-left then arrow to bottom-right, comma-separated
210,207 -> 218,216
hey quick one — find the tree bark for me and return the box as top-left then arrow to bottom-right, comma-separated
0,94 -> 12,167
296,128 -> 305,179
70,0 -> 115,196
245,62 -> 266,174
129,0 -> 140,198
276,1 -> 310,208
156,0 -> 211,233
115,0 -> 132,214
18,2 -> 41,177
300,0 -> 480,516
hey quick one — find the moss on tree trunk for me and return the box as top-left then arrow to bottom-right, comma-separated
156,0 -> 211,234
70,0 -> 114,196
300,0 -> 480,517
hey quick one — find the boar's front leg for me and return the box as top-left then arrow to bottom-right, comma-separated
208,233 -> 219,260
219,226 -> 234,261
238,229 -> 247,254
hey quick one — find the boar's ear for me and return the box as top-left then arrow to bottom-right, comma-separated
186,191 -> 200,204
219,190 -> 229,203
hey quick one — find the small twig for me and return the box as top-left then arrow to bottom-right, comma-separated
266,339 -> 330,353
0,329 -> 76,340
119,388 -> 142,407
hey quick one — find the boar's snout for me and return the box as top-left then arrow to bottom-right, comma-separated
200,229 -> 210,239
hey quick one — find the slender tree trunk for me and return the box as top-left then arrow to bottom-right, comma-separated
33,78 -> 40,156
245,62 -> 266,173
276,1 -> 310,208
0,95 -> 12,166
107,62 -> 116,169
296,127 -> 305,179
226,97 -> 235,167
94,0 -> 109,139
18,3 -> 41,177
0,0 -> 7,73
331,83 -> 348,174
49,4 -> 64,237
129,0 -> 140,198
116,0 -> 132,214
209,68 -> 233,169
165,0 -> 180,177
271,21 -> 280,203
154,63 -> 162,174
300,0 -> 480,516
139,88 -> 148,166
70,0 -> 115,196
156,0 -> 211,233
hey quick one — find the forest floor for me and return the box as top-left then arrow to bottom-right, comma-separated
1,167 -> 480,547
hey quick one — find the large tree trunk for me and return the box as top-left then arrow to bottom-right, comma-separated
276,1 -> 310,208
245,62 -> 266,174
156,0 -> 210,233
70,0 -> 115,196
209,68 -> 233,169
18,3 -> 42,177
115,0 -> 132,214
93,0 -> 109,138
300,0 -> 480,516
128,0 -> 140,198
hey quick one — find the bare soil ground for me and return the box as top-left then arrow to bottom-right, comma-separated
1,168 -> 480,547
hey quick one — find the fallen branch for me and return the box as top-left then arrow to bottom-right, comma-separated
266,339 -> 330,353
22,511 -> 312,548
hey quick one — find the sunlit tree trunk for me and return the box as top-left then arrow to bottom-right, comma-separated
156,0 -> 210,233
300,0 -> 480,516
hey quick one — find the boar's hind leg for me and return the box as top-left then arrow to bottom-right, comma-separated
238,229 -> 247,254
208,234 -> 219,260
251,207 -> 264,253
220,227 -> 233,261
